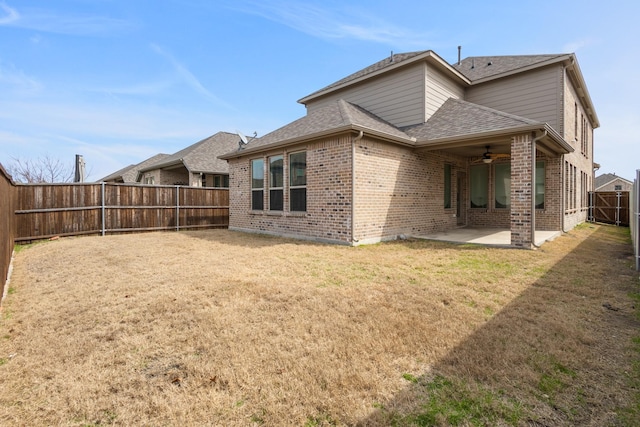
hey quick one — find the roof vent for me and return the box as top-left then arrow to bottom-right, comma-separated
389,50 -> 394,63
487,61 -> 493,66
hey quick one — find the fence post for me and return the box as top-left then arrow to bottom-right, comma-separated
176,185 -> 180,232
101,182 -> 106,236
635,170 -> 639,271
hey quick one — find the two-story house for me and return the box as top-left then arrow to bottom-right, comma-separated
220,50 -> 599,248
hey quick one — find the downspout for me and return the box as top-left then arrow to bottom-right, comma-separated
352,130 -> 364,244
531,130 -> 547,248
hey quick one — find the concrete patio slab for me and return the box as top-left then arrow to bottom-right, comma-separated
415,228 -> 562,248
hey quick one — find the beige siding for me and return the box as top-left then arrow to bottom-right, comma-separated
425,65 -> 465,120
465,65 -> 563,133
306,63 -> 426,128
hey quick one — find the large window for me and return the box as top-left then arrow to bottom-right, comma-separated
251,159 -> 264,210
269,155 -> 284,211
494,163 -> 510,209
444,164 -> 452,209
535,161 -> 545,209
470,164 -> 488,208
289,151 -> 306,212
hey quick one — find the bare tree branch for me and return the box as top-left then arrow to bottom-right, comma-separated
6,155 -> 75,183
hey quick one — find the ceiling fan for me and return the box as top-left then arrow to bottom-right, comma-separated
473,145 -> 510,164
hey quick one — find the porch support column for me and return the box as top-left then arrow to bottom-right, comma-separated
510,133 -> 534,248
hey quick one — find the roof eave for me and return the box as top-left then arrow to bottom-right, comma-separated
415,124 -> 573,155
219,125 -> 416,160
564,55 -> 600,128
298,51 -> 470,105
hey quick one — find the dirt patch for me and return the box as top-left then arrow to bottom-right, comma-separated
0,225 -> 638,426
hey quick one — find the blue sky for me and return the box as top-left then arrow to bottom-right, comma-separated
0,0 -> 638,181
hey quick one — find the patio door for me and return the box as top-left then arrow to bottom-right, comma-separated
457,172 -> 466,226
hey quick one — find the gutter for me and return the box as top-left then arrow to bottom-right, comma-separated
352,130 -> 364,245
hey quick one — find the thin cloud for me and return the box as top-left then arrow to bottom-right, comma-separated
563,38 -> 598,53
0,2 -> 19,24
0,61 -> 42,93
150,43 -> 235,109
0,2 -> 134,36
233,1 -> 436,47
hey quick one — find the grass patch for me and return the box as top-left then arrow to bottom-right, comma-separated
384,375 -> 524,426
0,225 -> 638,426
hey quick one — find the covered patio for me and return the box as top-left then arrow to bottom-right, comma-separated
416,228 -> 562,248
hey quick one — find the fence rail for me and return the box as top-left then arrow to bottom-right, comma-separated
15,183 -> 229,242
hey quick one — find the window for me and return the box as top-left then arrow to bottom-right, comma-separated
269,155 -> 283,211
535,161 -> 545,209
470,164 -> 488,208
251,159 -> 264,210
213,175 -> 229,188
615,184 -> 622,191
444,164 -> 452,209
494,163 -> 510,209
289,151 -> 307,212
144,175 -> 155,185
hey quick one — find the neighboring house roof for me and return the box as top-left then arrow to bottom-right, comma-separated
595,173 -> 633,190
220,99 -> 415,159
100,153 -> 170,183
139,131 -> 239,175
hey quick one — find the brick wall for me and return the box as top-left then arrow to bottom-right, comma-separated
228,134 -> 353,244
510,134 -> 534,248
353,139 -> 465,243
228,133 -> 470,245
563,71 -> 595,230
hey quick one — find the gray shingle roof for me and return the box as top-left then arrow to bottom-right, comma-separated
595,173 -> 632,188
403,98 -> 540,141
225,99 -> 412,156
100,153 -> 170,182
141,131 -> 239,174
452,54 -> 567,82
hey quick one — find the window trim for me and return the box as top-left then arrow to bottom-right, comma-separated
444,163 -> 452,209
289,151 -> 307,212
268,155 -> 284,211
251,158 -> 264,211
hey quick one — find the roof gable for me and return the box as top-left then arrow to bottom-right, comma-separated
298,50 -> 468,106
220,99 -> 413,159
595,173 -> 633,189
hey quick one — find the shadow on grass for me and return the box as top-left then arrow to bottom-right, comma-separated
357,225 -> 640,426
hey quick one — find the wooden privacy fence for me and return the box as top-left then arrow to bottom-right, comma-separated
0,165 -> 17,304
15,183 -> 229,242
589,191 -> 630,226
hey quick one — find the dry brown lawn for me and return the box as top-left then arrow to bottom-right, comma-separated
0,224 -> 638,426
